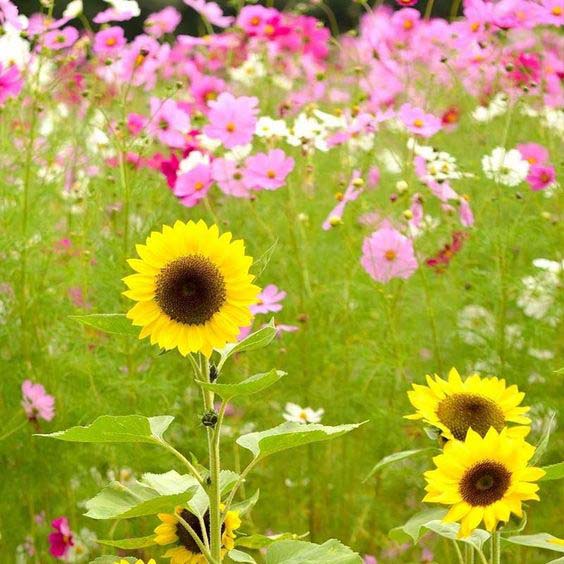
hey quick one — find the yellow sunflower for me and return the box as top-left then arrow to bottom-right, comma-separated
423,427 -> 545,537
406,367 -> 530,441
154,507 -> 241,564
124,220 -> 260,357
115,560 -> 156,564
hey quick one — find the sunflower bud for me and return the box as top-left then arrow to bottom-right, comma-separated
201,410 -> 218,428
209,364 -> 218,382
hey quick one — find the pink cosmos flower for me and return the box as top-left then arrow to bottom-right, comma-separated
127,112 -> 147,135
93,27 -> 126,57
517,143 -> 549,166
237,5 -> 280,37
48,517 -> 74,559
244,149 -> 295,191
21,380 -> 55,422
0,63 -> 23,105
173,164 -> 212,207
211,158 -> 252,198
68,287 -> 91,309
0,0 -> 22,29
203,93 -> 258,149
396,0 -> 418,5
251,284 -> 286,314
323,171 -> 364,230
144,6 -> 181,37
367,166 -> 381,189
183,0 -> 234,28
361,225 -> 418,283
190,74 -> 226,109
42,26 -> 79,50
459,198 -> 475,227
526,165 -> 556,191
147,98 -> 190,149
540,0 -> 563,25
399,104 -> 442,138
391,8 -> 421,34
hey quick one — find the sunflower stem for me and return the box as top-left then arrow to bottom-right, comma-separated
176,512 -> 217,564
490,531 -> 501,564
453,540 -> 465,564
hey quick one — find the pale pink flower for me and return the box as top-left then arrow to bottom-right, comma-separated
459,198 -> 475,227
174,164 -> 212,207
42,26 -> 79,50
517,143 -> 549,166
399,103 -> 442,138
144,6 -> 181,37
323,171 -> 363,230
244,149 -> 295,191
0,63 -> 23,105
251,284 -> 286,314
0,0 -> 22,29
211,158 -> 252,198
361,225 -> 418,283
147,98 -> 190,149
203,93 -> 258,149
183,0 -> 234,28
93,27 -> 126,57
93,1 -> 140,24
21,380 -> 55,422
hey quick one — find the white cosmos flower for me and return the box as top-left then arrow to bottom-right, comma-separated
533,258 -> 564,274
229,54 -> 266,86
482,147 -> 529,186
0,25 -> 31,69
255,116 -> 289,139
178,151 -> 210,174
458,305 -> 495,345
471,93 -> 508,122
63,0 -> 83,18
283,402 -> 324,424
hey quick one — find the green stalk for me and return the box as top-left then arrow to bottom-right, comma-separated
177,513 -> 216,563
490,531 -> 501,564
453,540 -> 464,564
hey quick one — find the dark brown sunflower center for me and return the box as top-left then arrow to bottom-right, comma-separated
459,461 -> 511,506
436,393 -> 505,440
176,510 -> 224,554
155,255 -> 226,325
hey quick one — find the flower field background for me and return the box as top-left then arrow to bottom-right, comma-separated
0,0 -> 563,563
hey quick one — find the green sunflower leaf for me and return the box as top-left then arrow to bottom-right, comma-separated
37,415 -> 174,444
540,461 -> 564,481
69,313 -> 138,336
389,508 -> 447,543
196,370 -> 286,400
187,470 -> 240,518
364,448 -> 437,482
237,532 -> 307,549
228,549 -> 257,563
265,539 -> 362,563
530,411 -> 557,465
85,472 -> 199,520
504,533 -> 564,553
97,535 -> 157,549
217,319 -> 277,369
231,489 -> 260,516
237,421 -> 364,460
424,520 -> 490,550
90,557 -> 137,564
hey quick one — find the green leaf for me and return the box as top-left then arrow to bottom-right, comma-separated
237,422 -> 363,460
196,370 -> 286,401
85,472 -> 198,520
231,489 -> 260,516
218,320 -> 277,369
228,549 -> 257,563
424,521 -> 490,550
37,415 -> 173,444
266,539 -> 362,563
188,470 -> 239,518
389,508 -> 447,543
531,411 -> 557,465
547,558 -> 564,564
97,535 -> 156,549
90,557 -> 137,564
364,448 -> 436,482
69,313 -> 138,336
540,461 -> 564,481
237,532 -> 306,549
505,533 -> 564,553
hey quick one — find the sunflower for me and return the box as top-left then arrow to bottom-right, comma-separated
115,560 -> 156,564
124,220 -> 260,357
423,427 -> 544,537
406,367 -> 530,441
154,507 -> 241,564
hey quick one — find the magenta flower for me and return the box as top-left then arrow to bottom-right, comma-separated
203,93 -> 258,149
43,26 -> 79,50
211,158 -> 252,198
144,6 -> 181,37
527,164 -> 556,191
244,149 -> 295,191
174,164 -> 212,207
48,517 -> 74,559
517,143 -> 549,166
399,104 -> 442,138
147,98 -> 190,149
21,380 -> 55,422
93,27 -> 126,57
251,284 -> 287,315
361,225 -> 418,283
237,5 -> 280,37
183,0 -> 234,28
0,63 -> 23,106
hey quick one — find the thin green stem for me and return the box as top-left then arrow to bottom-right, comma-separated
490,532 -> 501,564
176,512 -> 217,563
453,541 -> 465,564
157,439 -> 206,488
222,458 -> 259,520
476,547 -> 489,564
0,418 -> 28,441
424,0 -> 436,19
418,264 -> 444,374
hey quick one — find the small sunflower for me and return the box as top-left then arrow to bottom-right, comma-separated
124,220 -> 260,357
406,367 -> 530,441
115,560 -> 156,564
423,427 -> 545,537
154,507 -> 241,564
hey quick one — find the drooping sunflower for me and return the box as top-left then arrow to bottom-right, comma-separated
423,427 -> 544,538
124,220 -> 260,357
406,367 -> 530,441
154,507 -> 241,564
